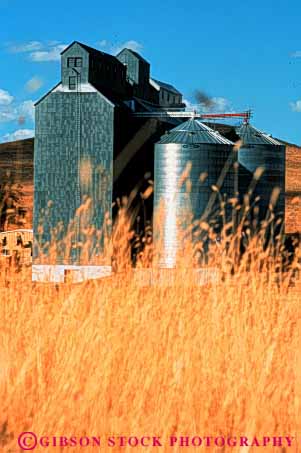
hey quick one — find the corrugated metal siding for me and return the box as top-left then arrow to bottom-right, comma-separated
237,123 -> 286,217
153,119 -> 235,267
34,91 -> 114,266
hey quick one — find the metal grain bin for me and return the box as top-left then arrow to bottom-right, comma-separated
153,118 -> 235,268
237,123 -> 286,218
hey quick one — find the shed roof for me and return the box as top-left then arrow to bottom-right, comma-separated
150,78 -> 182,95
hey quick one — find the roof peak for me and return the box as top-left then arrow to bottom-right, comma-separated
116,47 -> 149,64
60,41 -> 122,64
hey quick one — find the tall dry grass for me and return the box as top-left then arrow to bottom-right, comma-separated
0,184 -> 301,452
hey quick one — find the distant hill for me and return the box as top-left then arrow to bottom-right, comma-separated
0,138 -> 34,230
284,144 -> 301,234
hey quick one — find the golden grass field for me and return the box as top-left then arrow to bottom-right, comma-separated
1,187 -> 301,452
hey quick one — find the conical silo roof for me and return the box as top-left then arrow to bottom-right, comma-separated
237,123 -> 282,146
157,118 -> 234,145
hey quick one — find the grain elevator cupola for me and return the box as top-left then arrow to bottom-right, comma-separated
116,48 -> 155,102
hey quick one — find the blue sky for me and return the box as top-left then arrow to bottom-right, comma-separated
0,0 -> 301,144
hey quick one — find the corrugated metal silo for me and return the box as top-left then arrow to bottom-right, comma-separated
237,123 -> 286,218
153,118 -> 235,268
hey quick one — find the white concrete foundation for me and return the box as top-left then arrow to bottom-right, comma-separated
32,265 -> 112,283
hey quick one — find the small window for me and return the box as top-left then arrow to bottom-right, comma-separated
67,57 -> 83,67
67,57 -> 75,67
69,76 -> 76,90
75,57 -> 82,67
